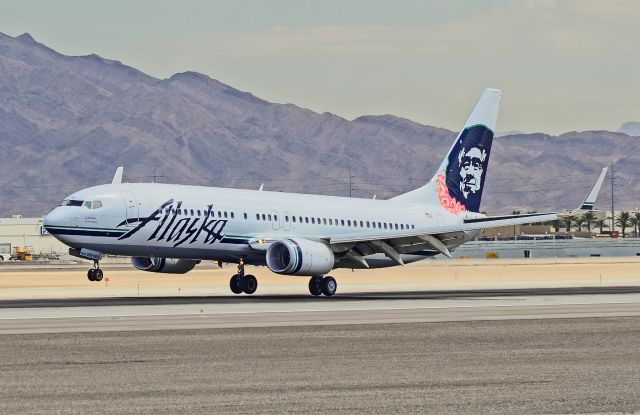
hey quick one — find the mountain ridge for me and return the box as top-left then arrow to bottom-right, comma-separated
0,32 -> 635,217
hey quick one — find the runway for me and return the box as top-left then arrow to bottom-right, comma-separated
2,287 -> 640,413
2,287 -> 640,334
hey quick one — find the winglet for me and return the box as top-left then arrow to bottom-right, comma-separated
578,167 -> 608,211
112,166 -> 124,184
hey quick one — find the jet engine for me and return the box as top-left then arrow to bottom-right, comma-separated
131,257 -> 200,274
266,238 -> 334,276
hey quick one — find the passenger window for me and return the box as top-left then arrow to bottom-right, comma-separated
292,216 -> 296,223
244,213 -> 247,219
305,217 -> 309,223
323,218 -> 327,225
366,221 -> 370,228
383,223 -> 387,229
360,221 -> 364,227
231,212 -> 235,219
177,209 -> 182,215
218,211 -> 222,217
412,225 -> 415,229
311,218 -> 315,224
274,215 -> 278,221
268,214 -> 272,221
329,219 -> 333,225
401,224 -> 404,230
262,214 -> 266,220
299,216 -> 303,223
341,220 -> 345,226
256,214 -> 260,220
335,219 -> 339,226
285,216 -> 289,222
347,220 -> 351,226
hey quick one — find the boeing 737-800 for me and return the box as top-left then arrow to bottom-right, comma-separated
43,88 -> 607,296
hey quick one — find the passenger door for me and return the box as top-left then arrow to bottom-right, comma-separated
122,191 -> 139,227
271,210 -> 280,230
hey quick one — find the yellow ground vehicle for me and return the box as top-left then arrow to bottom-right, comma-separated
11,246 -> 33,261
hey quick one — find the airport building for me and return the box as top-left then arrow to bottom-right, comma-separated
0,216 -> 68,259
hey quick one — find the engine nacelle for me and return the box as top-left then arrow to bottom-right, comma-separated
131,257 -> 200,274
266,238 -> 335,276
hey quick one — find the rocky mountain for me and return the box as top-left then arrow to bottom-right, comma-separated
618,122 -> 640,137
0,32 -> 635,216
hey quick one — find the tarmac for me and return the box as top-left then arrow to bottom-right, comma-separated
1,258 -> 640,414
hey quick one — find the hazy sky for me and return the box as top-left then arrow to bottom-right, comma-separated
1,0 -> 638,134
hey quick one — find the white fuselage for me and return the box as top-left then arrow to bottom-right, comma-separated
43,183 -> 481,270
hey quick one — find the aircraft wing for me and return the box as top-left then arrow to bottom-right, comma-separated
247,168 -> 607,266
326,167 -> 608,265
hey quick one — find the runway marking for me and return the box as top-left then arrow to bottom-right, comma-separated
1,300 -> 639,321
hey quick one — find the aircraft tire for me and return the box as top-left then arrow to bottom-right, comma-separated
321,276 -> 337,297
87,269 -> 96,282
229,274 -> 243,294
243,275 -> 258,294
308,277 -> 323,296
94,269 -> 104,282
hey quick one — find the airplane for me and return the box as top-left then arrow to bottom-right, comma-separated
43,88 -> 608,297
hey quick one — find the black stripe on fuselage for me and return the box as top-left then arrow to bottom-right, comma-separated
219,237 -> 249,245
464,213 -> 548,224
45,227 -> 126,238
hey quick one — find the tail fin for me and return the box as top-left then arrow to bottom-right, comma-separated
392,88 -> 501,213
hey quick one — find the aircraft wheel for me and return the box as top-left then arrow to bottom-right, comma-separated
94,269 -> 104,282
321,276 -> 337,297
243,275 -> 258,294
87,269 -> 96,282
229,274 -> 243,294
308,277 -> 323,296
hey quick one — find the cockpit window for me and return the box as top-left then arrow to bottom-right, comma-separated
62,199 -> 102,209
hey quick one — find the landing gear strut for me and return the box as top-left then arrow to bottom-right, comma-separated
309,276 -> 337,297
229,259 -> 258,295
87,260 -> 103,282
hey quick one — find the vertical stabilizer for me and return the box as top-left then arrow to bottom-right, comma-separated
392,88 -> 501,213
112,167 -> 124,185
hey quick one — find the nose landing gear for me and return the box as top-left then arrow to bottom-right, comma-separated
87,260 -> 103,282
229,259 -> 258,295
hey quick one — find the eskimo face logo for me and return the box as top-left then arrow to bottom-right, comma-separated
457,146 -> 487,199
443,125 -> 494,213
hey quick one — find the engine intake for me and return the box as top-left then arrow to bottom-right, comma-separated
131,257 -> 200,274
266,238 -> 334,276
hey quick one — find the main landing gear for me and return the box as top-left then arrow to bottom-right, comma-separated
229,259 -> 258,295
87,260 -> 103,282
308,276 -> 337,297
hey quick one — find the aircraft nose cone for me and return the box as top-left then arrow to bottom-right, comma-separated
43,207 -> 67,230
43,209 -> 57,227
